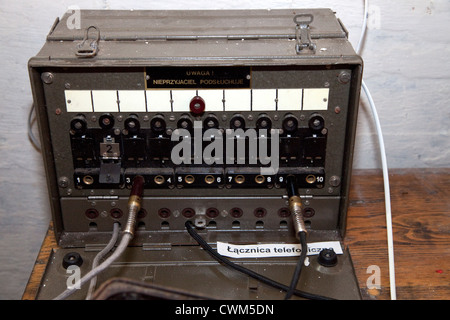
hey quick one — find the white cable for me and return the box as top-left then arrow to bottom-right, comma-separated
361,81 -> 396,300
356,0 -> 369,54
357,0 -> 397,300
85,222 -> 120,300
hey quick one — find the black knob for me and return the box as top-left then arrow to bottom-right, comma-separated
62,252 -> 83,269
70,115 -> 87,135
317,248 -> 338,267
177,115 -> 193,131
124,115 -> 140,134
230,114 -> 245,130
282,114 -> 298,133
256,114 -> 272,131
150,115 -> 166,134
203,114 -> 219,129
308,113 -> 325,132
99,114 -> 115,130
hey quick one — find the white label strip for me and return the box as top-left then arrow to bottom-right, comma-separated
224,89 -> 251,111
216,241 -> 343,259
118,90 -> 146,112
92,90 -> 118,112
65,88 -> 329,112
277,89 -> 303,110
252,89 -> 277,111
197,89 -> 224,111
172,90 -> 196,112
303,88 -> 329,110
146,90 -> 172,112
65,90 -> 93,112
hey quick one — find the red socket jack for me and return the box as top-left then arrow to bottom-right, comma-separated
189,96 -> 205,115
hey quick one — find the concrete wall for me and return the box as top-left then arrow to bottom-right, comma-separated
0,0 -> 448,299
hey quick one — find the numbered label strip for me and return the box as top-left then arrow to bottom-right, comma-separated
64,89 -> 329,113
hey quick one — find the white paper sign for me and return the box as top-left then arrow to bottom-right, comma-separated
216,241 -> 343,259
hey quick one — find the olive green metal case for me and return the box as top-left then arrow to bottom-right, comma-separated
29,9 -> 363,299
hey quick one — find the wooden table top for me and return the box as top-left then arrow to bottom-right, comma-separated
22,168 -> 450,300
344,168 -> 449,300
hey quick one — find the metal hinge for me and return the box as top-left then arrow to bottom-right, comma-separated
76,26 -> 100,58
143,243 -> 172,251
294,14 -> 316,54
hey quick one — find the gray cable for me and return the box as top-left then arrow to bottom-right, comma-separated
53,232 -> 132,300
85,222 -> 120,300
53,176 -> 143,300
28,104 -> 41,152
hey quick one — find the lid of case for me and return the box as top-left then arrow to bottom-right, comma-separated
46,9 -> 347,41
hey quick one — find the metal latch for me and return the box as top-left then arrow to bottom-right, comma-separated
293,14 -> 316,54
76,26 -> 100,58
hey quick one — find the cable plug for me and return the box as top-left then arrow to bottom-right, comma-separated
286,175 -> 307,237
123,175 -> 144,237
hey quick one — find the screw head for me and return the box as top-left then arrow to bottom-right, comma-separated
338,71 -> 351,84
59,177 -> 69,188
329,175 -> 341,187
41,72 -> 54,84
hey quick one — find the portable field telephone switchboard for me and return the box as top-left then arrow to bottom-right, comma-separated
29,8 -> 363,300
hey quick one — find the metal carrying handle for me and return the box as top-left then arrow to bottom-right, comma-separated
293,13 -> 314,26
76,26 -> 100,58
